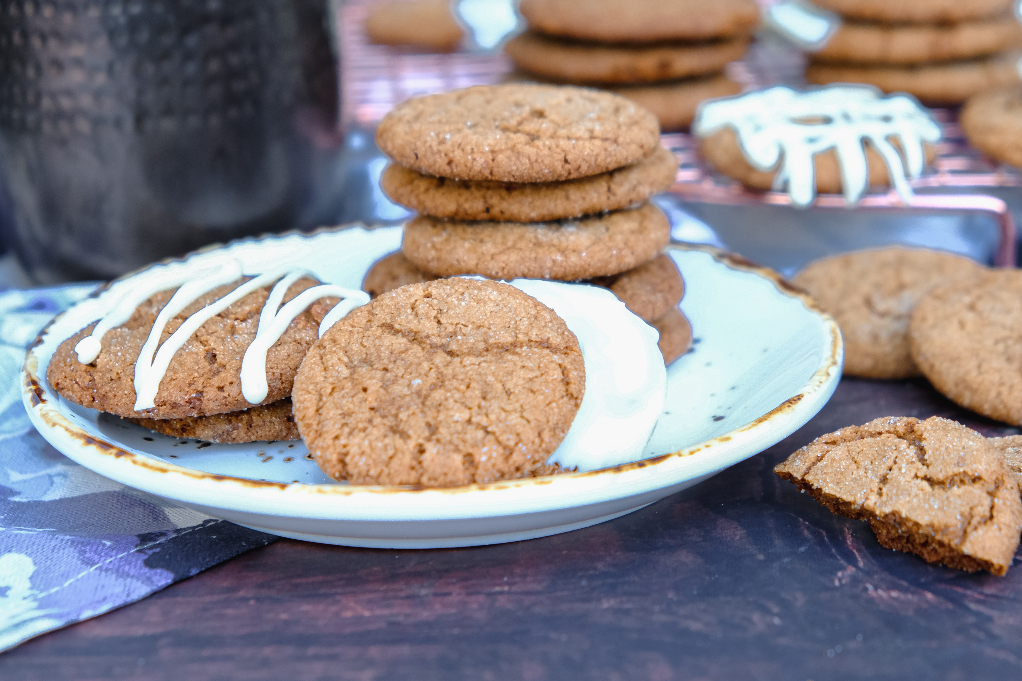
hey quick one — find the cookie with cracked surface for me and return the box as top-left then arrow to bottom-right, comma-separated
363,251 -> 434,298
910,269 -> 1022,425
47,277 -> 336,420
128,399 -> 299,443
380,146 -> 678,222
775,416 -> 1022,576
364,0 -> 463,52
806,51 -> 1022,104
505,31 -> 750,84
811,0 -> 1015,23
375,84 -> 661,183
292,278 -> 585,487
518,0 -> 760,43
651,308 -> 692,365
610,74 -> 743,131
960,86 -> 1022,169
401,201 -> 671,281
991,435 -> 1022,497
792,247 -> 986,379
592,253 -> 684,323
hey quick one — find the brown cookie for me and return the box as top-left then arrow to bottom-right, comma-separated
592,253 -> 684,323
292,278 -> 586,487
375,84 -> 661,183
610,74 -> 743,131
960,86 -> 1022,169
792,248 -> 987,380
775,416 -> 1022,576
505,31 -> 750,84
363,251 -> 433,298
910,269 -> 1022,425
364,0 -> 464,52
699,127 -> 938,195
401,202 -> 671,281
813,16 -> 1022,66
811,0 -> 1015,23
991,435 -> 1022,497
519,0 -> 760,43
806,51 -> 1022,104
651,308 -> 692,365
128,399 -> 299,443
380,146 -> 678,222
47,277 -> 335,420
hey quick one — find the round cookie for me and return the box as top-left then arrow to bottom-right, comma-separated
364,0 -> 464,52
651,308 -> 692,365
591,253 -> 684,323
960,86 -> 1022,169
699,127 -> 938,196
380,146 -> 678,222
792,248 -> 987,379
375,84 -> 661,183
505,31 -> 750,84
128,399 -> 299,443
910,269 -> 1022,425
810,0 -> 1015,23
47,277 -> 336,419
813,17 -> 1022,66
610,74 -> 743,131
292,278 -> 586,487
806,52 -> 1022,104
363,251 -> 434,298
518,0 -> 761,43
401,202 -> 671,281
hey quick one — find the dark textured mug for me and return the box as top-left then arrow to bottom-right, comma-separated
0,0 -> 342,283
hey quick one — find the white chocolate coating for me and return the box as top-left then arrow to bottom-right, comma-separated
693,85 -> 942,207
764,0 -> 840,51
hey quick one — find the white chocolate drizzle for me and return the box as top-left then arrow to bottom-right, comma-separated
693,85 -> 942,207
74,263 -> 369,412
764,0 -> 841,51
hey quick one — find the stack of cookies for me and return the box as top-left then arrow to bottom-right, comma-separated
369,83 -> 692,363
806,0 -> 1022,104
503,0 -> 760,130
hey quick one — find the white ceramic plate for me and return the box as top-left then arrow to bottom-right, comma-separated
22,225 -> 842,548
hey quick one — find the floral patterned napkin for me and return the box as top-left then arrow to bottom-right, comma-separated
0,285 -> 276,652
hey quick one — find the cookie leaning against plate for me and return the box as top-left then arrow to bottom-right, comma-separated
960,86 -> 1022,169
375,84 -> 661,183
792,248 -> 986,380
292,278 -> 585,487
651,308 -> 693,365
910,269 -> 1022,425
380,146 -> 679,222
811,0 -> 1016,22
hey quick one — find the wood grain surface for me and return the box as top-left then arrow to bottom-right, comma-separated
2,378 -> 1019,680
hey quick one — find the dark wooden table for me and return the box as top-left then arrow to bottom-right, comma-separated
2,378 -> 1020,680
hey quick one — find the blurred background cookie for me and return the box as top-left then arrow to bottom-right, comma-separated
364,0 -> 464,52
960,86 -> 1022,168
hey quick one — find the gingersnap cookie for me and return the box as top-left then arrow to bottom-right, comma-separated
375,84 -> 661,184
505,31 -> 750,85
363,251 -> 434,298
960,86 -> 1022,169
792,248 -> 986,380
775,416 -> 1022,576
610,74 -> 743,131
47,276 -> 339,420
128,399 -> 299,443
292,278 -> 586,487
813,16 -> 1022,66
991,435 -> 1022,496
381,146 -> 678,222
806,51 -> 1022,104
402,202 -> 671,281
810,0 -> 1015,23
364,0 -> 464,52
592,253 -> 684,323
910,269 -> 1022,425
651,308 -> 692,365
518,0 -> 760,43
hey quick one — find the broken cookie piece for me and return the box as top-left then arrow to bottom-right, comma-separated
775,416 -> 1022,576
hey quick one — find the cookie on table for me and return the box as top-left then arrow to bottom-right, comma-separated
401,201 -> 670,281
364,0 -> 464,52
775,416 -> 1022,576
363,251 -> 433,298
651,308 -> 693,365
504,31 -> 750,84
292,278 -> 585,487
591,253 -> 684,323
375,84 -> 661,183
610,75 -> 742,131
792,247 -> 986,380
380,146 -> 679,222
910,269 -> 1022,426
518,0 -> 761,43
960,86 -> 1022,169
810,0 -> 1015,23
128,399 -> 299,443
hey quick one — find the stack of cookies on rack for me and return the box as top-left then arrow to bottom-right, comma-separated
503,0 -> 760,130
369,83 -> 693,363
806,0 -> 1022,103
